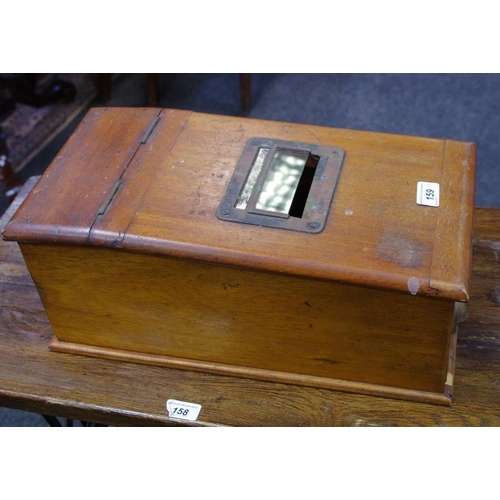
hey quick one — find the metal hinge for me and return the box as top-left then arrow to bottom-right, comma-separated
141,115 -> 161,144
97,180 -> 122,216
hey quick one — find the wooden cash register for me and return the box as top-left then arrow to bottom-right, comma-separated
1,107 -> 476,405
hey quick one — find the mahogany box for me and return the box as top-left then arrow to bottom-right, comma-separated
2,107 -> 476,405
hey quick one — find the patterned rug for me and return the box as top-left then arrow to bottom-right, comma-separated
1,74 -> 100,173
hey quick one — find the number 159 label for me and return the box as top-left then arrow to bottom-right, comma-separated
166,399 -> 202,421
416,181 -> 440,207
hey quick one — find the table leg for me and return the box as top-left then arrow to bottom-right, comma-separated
239,73 -> 251,116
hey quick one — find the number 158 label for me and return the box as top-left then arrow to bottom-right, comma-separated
166,399 -> 202,421
416,181 -> 440,207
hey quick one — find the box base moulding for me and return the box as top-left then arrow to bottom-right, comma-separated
49,327 -> 458,406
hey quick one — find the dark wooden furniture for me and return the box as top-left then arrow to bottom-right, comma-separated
0,127 -> 23,204
0,188 -> 499,424
239,74 -> 251,115
99,74 -> 252,114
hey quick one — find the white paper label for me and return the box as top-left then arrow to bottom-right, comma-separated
416,181 -> 440,207
166,399 -> 201,421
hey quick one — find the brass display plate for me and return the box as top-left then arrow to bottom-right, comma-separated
217,137 -> 345,233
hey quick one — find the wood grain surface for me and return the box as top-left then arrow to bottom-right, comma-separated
0,178 -> 499,426
20,241 -> 455,399
3,108 -> 476,302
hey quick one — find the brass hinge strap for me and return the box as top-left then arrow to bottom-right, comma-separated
97,180 -> 121,216
141,115 -> 161,144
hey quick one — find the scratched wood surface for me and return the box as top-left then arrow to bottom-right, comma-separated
0,178 -> 499,426
3,108 -> 476,302
20,241 -> 454,397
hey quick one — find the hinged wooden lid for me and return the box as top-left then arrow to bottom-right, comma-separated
2,107 -> 476,301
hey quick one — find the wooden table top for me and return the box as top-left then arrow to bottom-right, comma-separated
1,177 -> 499,426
